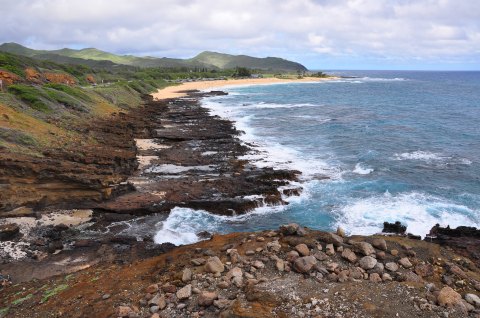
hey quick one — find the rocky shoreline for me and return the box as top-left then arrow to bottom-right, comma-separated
0,90 -> 303,282
1,90 -> 480,317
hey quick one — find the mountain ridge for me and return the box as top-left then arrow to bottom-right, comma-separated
0,42 -> 307,72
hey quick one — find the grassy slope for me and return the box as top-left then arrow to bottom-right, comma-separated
0,51 -> 176,156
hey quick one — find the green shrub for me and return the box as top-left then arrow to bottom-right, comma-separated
7,84 -> 51,112
43,83 -> 92,101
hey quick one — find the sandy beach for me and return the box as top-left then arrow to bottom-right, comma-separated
151,77 -> 333,100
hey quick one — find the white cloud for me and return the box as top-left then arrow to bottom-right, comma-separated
0,0 -> 479,69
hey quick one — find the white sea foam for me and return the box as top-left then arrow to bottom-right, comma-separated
353,163 -> 374,175
393,151 -> 472,165
204,98 -> 341,180
334,192 -> 479,237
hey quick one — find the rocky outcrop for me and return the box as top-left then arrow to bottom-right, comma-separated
0,70 -> 21,85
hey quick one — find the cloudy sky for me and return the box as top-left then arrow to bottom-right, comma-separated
2,0 -> 479,70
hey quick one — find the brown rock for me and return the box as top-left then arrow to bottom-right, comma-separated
353,242 -> 375,256
371,238 -> 387,251
145,284 -> 159,294
295,243 -> 310,256
414,263 -> 434,277
182,268 -> 193,282
325,244 -> 335,256
286,250 -> 300,262
385,262 -> 399,272
390,249 -> 399,256
359,256 -> 377,270
369,273 -> 382,283
341,248 -> 357,263
176,284 -> 192,300
317,232 -> 344,247
398,257 -> 413,268
437,287 -> 462,307
117,306 -> 133,317
204,256 -> 224,273
197,291 -> 218,306
293,256 -> 317,273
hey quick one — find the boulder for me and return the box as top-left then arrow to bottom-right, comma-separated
369,273 -> 382,283
204,256 -> 224,273
295,244 -> 310,256
182,268 -> 192,282
317,232 -> 344,247
353,242 -> 375,256
325,244 -> 335,256
437,287 -> 462,307
279,223 -> 300,235
293,256 -> 317,274
382,221 -> 406,234
359,256 -> 377,270
398,257 -> 413,269
197,291 -> 218,306
371,238 -> 387,251
341,248 -> 357,263
176,284 -> 192,300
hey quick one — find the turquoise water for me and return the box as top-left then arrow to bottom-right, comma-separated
154,71 -> 480,244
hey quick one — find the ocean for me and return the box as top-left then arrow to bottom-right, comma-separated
153,71 -> 480,245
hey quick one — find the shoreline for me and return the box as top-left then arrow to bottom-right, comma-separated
151,76 -> 334,100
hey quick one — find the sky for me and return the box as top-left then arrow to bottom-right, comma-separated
2,0 -> 479,70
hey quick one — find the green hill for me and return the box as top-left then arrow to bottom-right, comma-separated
190,51 -> 307,72
0,43 -> 308,72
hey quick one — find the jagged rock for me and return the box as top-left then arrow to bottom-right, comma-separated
182,268 -> 192,282
353,242 -> 375,256
465,294 -> 480,308
176,284 -> 192,300
437,287 -> 462,307
149,294 -> 166,309
295,243 -> 310,256
0,223 -> 20,241
313,251 -> 328,261
204,256 -> 224,273
226,267 -> 243,280
280,223 -> 300,235
325,244 -> 335,256
341,248 -> 357,263
382,221 -> 406,234
398,257 -> 413,268
266,240 -> 281,252
197,291 -> 218,306
317,232 -> 344,247
293,256 -> 317,273
326,262 -> 339,272
359,256 -> 377,270
371,238 -> 387,251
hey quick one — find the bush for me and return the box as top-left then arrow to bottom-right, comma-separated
43,83 -> 92,101
7,84 -> 51,112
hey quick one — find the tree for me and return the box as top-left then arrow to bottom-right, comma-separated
233,67 -> 251,78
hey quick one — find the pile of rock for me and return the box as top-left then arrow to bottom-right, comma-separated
115,224 -> 480,317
